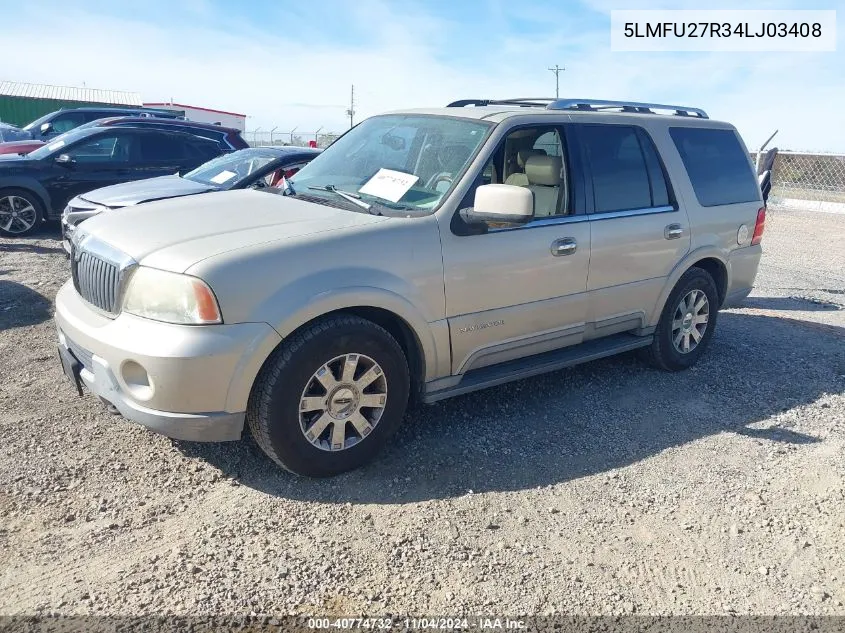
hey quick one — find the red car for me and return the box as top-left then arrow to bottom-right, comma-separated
0,139 -> 45,155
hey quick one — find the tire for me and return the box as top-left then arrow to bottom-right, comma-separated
0,188 -> 45,237
247,313 -> 410,477
642,267 -> 719,371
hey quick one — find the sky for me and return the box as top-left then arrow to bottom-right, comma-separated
1,0 -> 843,151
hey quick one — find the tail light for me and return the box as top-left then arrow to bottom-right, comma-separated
751,207 -> 766,245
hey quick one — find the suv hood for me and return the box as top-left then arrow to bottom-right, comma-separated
81,175 -> 215,207
77,189 -> 388,272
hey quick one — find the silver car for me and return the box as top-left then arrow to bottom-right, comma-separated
54,98 -> 765,476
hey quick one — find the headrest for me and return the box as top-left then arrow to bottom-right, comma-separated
516,148 -> 544,168
525,155 -> 562,187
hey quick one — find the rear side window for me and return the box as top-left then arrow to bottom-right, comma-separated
670,127 -> 759,207
137,132 -> 186,161
185,140 -> 221,161
579,124 -> 670,213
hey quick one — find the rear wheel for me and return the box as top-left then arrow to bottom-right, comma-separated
247,314 -> 410,477
642,267 -> 719,371
0,189 -> 44,237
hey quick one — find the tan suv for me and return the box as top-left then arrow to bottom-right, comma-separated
55,98 -> 766,477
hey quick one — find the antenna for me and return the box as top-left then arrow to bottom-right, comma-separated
346,84 -> 356,128
547,65 -> 565,99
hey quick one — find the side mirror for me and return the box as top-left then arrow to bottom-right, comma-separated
39,122 -> 52,136
55,154 -> 74,167
460,184 -> 534,225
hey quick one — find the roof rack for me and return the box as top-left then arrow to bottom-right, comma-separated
446,97 -> 708,119
547,99 -> 708,118
446,98 -> 557,108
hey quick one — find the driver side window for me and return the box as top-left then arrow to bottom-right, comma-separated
480,126 -> 570,218
65,134 -> 129,163
50,112 -> 87,134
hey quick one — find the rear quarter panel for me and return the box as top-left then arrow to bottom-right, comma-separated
648,120 -> 763,310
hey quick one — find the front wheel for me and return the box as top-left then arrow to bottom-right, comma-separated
0,189 -> 44,237
247,314 -> 410,477
642,267 -> 719,371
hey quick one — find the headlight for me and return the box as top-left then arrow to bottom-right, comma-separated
122,267 -> 222,325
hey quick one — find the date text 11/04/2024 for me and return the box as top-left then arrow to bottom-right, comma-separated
307,617 -> 527,630
624,22 -> 822,38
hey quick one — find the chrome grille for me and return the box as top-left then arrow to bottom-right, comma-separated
70,238 -> 135,315
72,250 -> 120,312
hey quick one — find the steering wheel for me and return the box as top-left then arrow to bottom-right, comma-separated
426,171 -> 453,191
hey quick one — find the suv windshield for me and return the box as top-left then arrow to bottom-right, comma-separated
183,149 -> 278,188
289,114 -> 491,213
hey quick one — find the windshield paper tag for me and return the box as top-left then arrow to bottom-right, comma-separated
210,170 -> 237,184
359,168 -> 419,203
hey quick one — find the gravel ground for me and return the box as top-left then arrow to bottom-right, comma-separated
1,207 -> 843,618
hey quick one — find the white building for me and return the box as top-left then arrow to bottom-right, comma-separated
143,102 -> 246,131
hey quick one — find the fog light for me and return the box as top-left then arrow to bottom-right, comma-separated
121,360 -> 153,401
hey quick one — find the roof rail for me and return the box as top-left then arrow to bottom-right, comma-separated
446,97 -> 708,118
446,98 -> 557,108
546,98 -> 708,118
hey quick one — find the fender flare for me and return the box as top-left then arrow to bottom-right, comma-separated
267,286 -> 441,383
0,177 -> 53,217
648,246 -> 731,326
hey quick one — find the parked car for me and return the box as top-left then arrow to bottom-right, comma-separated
0,125 -> 223,236
61,146 -> 320,251
0,139 -> 45,156
77,117 -> 248,152
0,122 -> 31,143
55,97 -> 766,476
22,107 -> 183,141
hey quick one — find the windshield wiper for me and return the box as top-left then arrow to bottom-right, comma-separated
307,184 -> 372,210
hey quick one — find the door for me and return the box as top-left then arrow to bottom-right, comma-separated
440,125 -> 591,374
44,131 -> 138,210
574,123 -> 691,335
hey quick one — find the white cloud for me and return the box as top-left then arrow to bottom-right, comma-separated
1,0 -> 843,150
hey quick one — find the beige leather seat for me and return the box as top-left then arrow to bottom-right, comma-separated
525,154 -> 562,217
504,149 -> 544,186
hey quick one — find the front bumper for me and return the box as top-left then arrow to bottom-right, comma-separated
54,280 -> 282,442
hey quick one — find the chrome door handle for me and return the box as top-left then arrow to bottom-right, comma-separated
664,224 -> 684,240
551,238 -> 577,256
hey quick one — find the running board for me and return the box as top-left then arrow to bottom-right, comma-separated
423,333 -> 652,404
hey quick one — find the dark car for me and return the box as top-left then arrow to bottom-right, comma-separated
60,146 -> 320,250
77,117 -> 248,152
0,125 -> 222,236
21,107 -> 183,141
0,123 -> 31,143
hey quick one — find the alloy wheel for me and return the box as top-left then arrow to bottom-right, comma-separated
0,195 -> 38,234
298,353 -> 388,452
672,289 -> 710,354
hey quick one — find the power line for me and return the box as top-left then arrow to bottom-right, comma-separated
548,65 -> 565,99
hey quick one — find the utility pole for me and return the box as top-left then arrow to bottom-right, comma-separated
548,64 -> 565,99
346,84 -> 356,129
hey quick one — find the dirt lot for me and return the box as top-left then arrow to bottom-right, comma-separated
1,207 -> 843,617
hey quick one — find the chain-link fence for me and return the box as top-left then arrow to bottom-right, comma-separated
245,129 -> 340,148
752,151 -> 845,209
